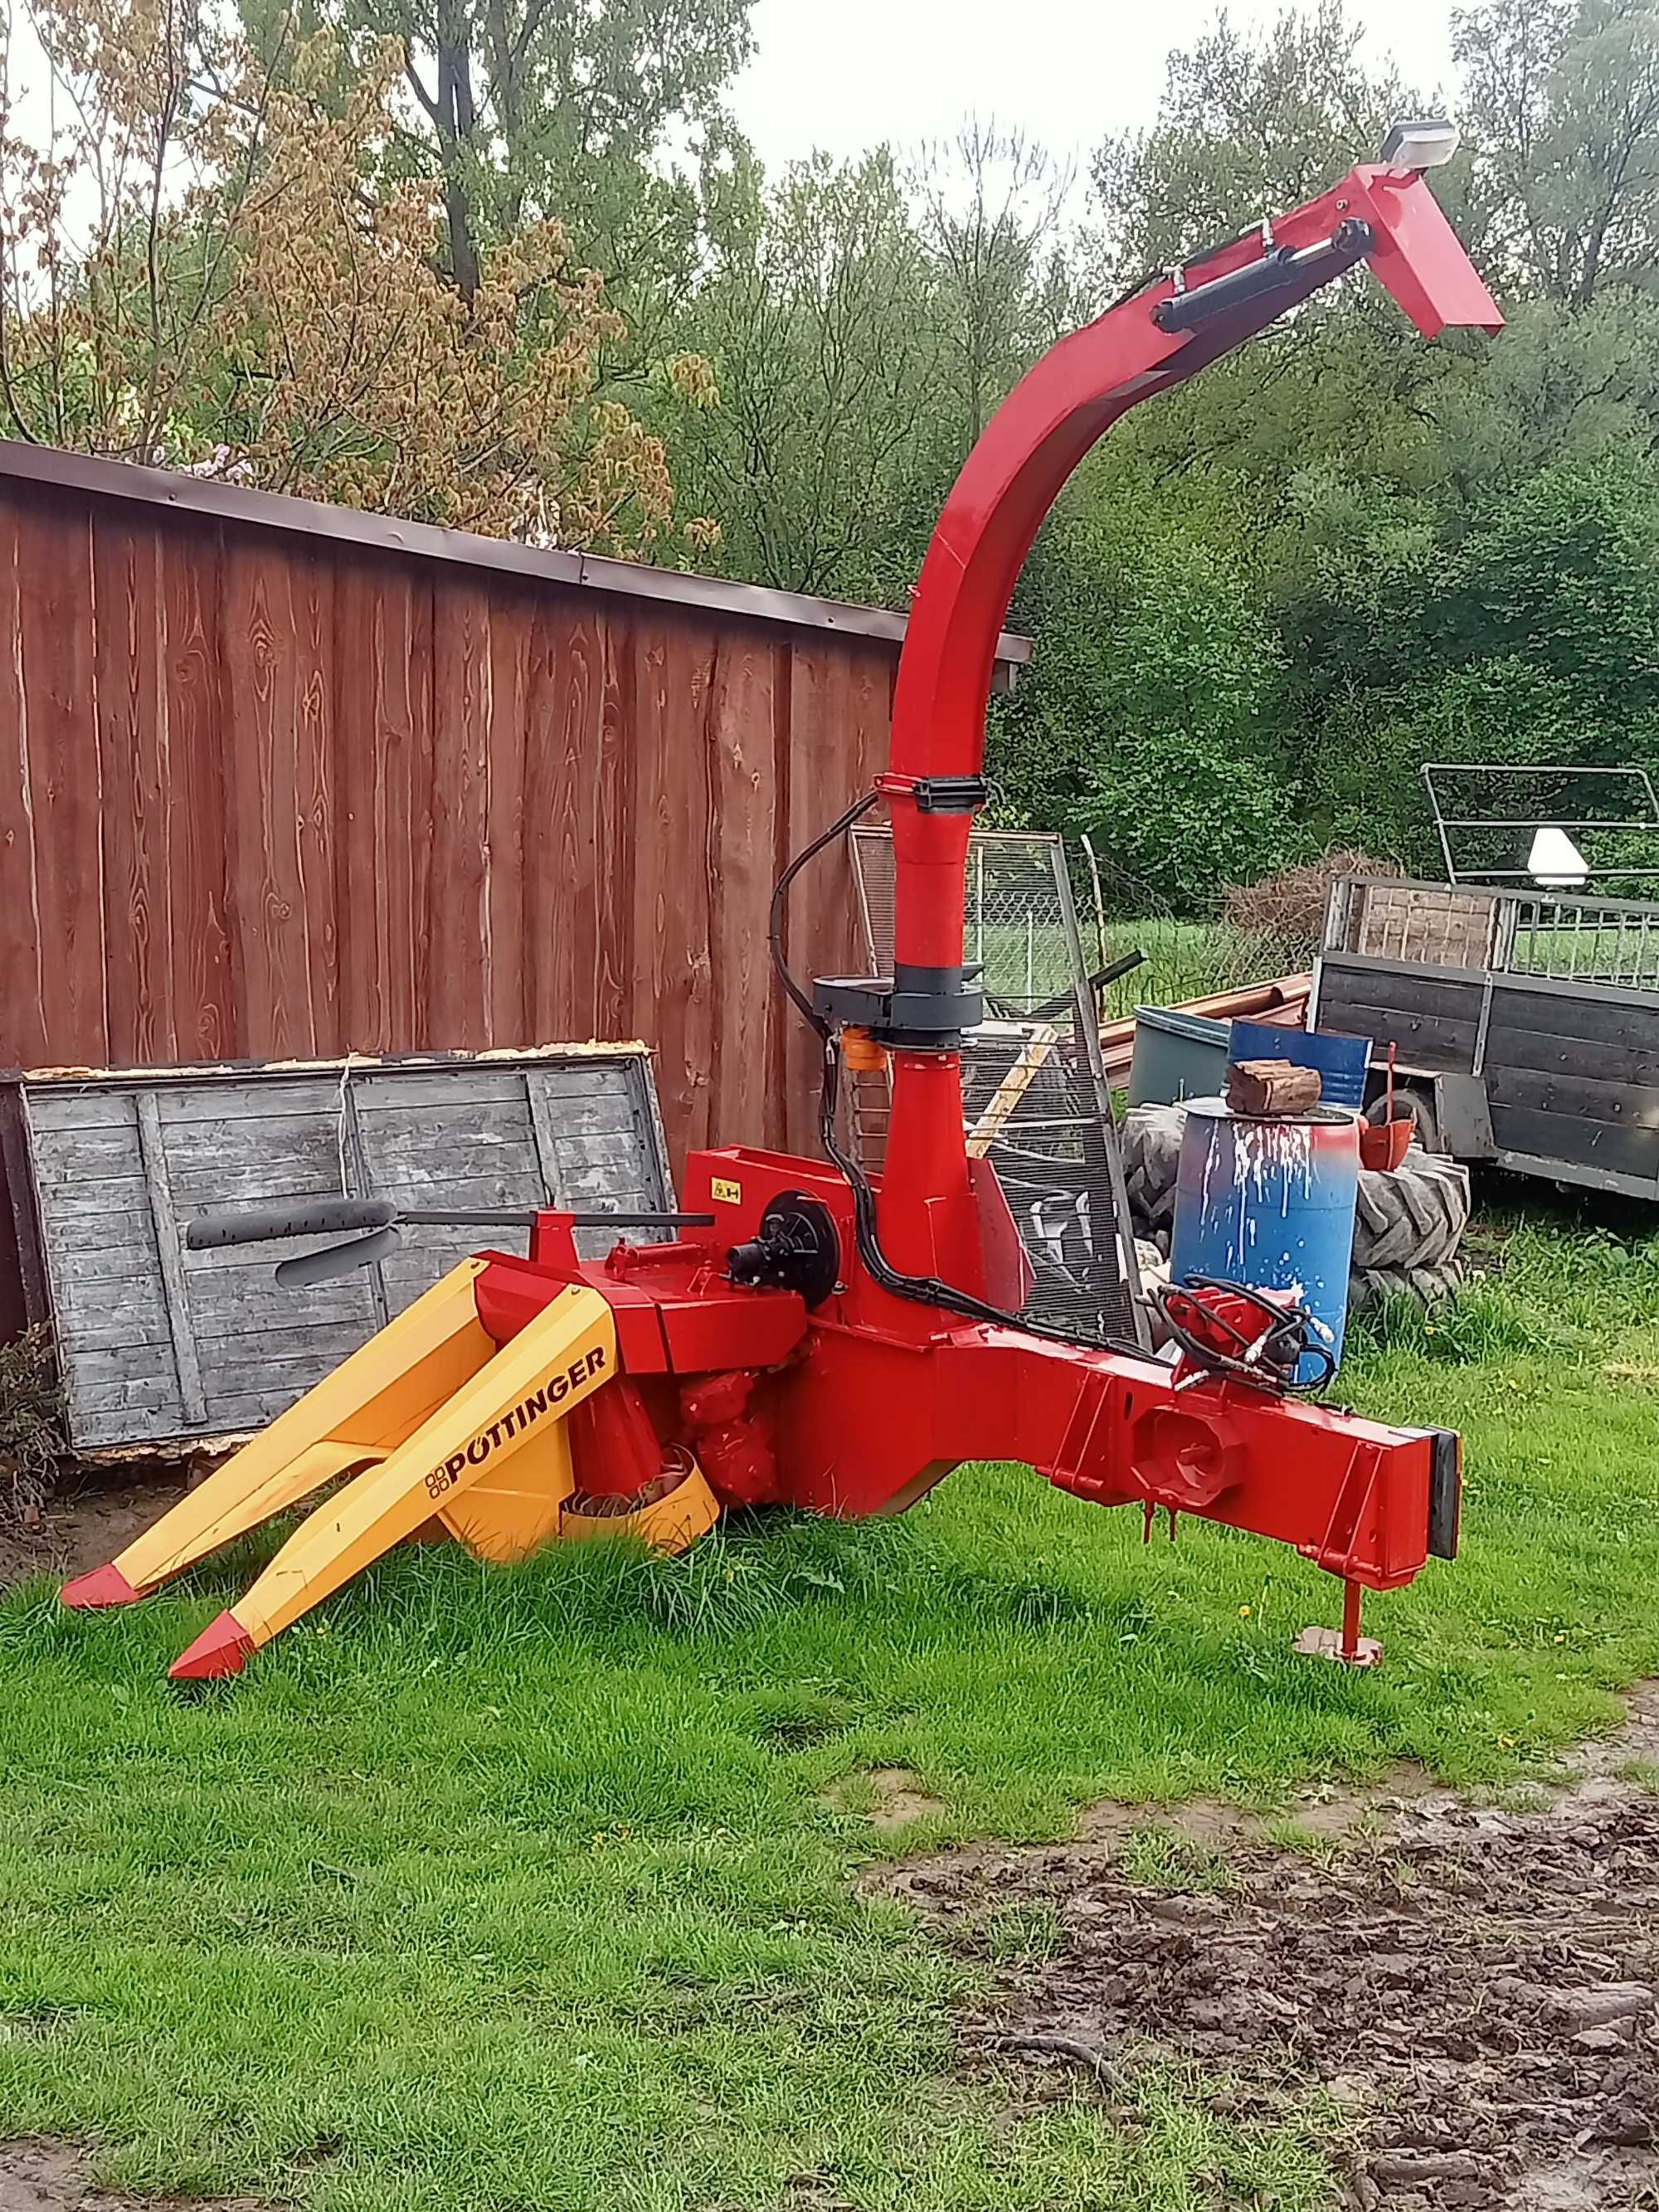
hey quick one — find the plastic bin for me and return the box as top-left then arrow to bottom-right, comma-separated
1126,1007 -> 1230,1106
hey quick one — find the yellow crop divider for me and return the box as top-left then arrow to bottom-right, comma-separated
62,1265 -> 714,1678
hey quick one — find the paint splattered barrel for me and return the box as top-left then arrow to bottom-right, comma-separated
1170,1099 -> 1361,1382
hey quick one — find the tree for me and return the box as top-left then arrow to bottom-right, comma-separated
910,119 -> 1076,446
260,0 -> 755,323
1284,450 -> 1659,859
1455,0 -> 1659,302
994,504 -> 1292,910
1092,0 -> 1414,284
663,122 -> 1087,602
663,145 -> 949,598
0,1 -> 698,547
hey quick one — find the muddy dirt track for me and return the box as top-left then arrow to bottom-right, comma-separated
882,1688 -> 1659,2210
0,1475 -> 190,1596
0,2141 -> 267,2212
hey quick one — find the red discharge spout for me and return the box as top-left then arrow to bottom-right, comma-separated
877,164 -> 1500,1228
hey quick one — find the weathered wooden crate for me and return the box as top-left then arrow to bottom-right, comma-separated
1,1044 -> 673,1454
1331,879 -> 1501,970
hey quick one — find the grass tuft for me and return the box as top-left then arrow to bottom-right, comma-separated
1117,1826 -> 1240,1894
1096,917 -> 1312,1020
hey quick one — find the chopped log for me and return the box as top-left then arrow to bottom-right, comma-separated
1227,1059 -> 1322,1117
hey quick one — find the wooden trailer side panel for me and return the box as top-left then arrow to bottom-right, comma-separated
1313,959 -> 1484,1076
1482,982 -> 1659,1187
1319,952 -> 1659,1190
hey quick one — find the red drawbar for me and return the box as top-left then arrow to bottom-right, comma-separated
168,1611 -> 256,1681
60,1561 -> 141,1611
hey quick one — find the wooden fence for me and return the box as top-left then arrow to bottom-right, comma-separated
0,444 -> 1028,1191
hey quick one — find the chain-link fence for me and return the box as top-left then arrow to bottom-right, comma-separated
848,824 -> 1146,1352
853,827 -> 1107,1018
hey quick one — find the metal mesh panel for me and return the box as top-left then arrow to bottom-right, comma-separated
1423,762 -> 1659,889
852,827 -> 1084,1015
849,824 -> 1146,1350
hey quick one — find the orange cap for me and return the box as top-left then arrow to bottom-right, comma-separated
841,1026 -> 888,1074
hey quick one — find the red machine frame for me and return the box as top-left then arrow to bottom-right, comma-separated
462,162 -> 1497,1626
72,156 -> 1501,1680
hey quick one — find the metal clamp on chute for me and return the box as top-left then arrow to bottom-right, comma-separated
812,961 -> 985,1048
881,772 -> 990,815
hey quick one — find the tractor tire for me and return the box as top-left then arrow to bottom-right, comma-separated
1351,1149 -> 1470,1272
1365,1082 -> 1443,1158
1121,1103 -> 1188,1241
1349,1257 -> 1464,1310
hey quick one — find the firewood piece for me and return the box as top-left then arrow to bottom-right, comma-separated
1226,1058 -> 1322,1116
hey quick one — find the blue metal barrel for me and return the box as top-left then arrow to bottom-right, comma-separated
1227,1018 -> 1370,1109
1170,1099 -> 1360,1381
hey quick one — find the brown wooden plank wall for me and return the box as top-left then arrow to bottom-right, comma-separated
0,482 -> 898,1167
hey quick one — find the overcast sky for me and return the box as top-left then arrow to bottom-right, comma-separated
731,1 -> 1461,179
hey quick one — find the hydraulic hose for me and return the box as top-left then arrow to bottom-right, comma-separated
774,809 -> 1328,1388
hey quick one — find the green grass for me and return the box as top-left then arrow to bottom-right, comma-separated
1097,920 -> 1312,1022
976,916 -> 1307,1022
0,1203 -> 1657,2210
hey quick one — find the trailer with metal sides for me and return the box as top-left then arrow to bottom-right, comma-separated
1314,873 -> 1659,1200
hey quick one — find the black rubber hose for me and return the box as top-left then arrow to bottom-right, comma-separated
768,788 -> 880,1037
764,800 -> 1121,1349
1147,1273 -> 1335,1392
771,796 -> 1147,1354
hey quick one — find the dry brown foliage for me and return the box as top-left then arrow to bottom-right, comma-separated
1223,846 -> 1398,942
0,1 -> 719,552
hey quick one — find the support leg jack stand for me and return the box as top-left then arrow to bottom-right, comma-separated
1292,1580 -> 1384,1669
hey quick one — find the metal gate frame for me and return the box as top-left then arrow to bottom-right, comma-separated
849,824 -> 1147,1349
1422,761 -> 1659,887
